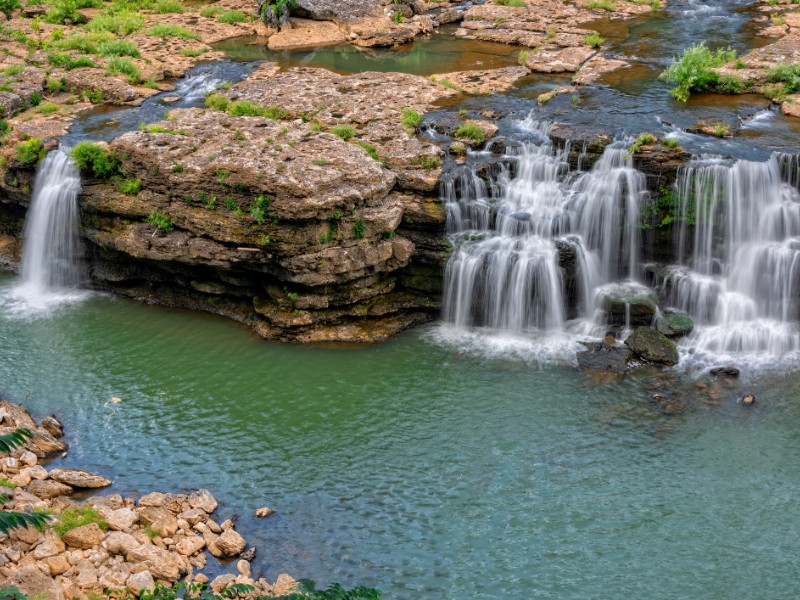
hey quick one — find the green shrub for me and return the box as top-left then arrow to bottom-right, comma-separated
15,138 -> 44,165
217,9 -> 247,23
35,101 -> 60,115
585,31 -> 604,48
258,0 -> 296,26
146,211 -> 174,232
155,0 -> 182,12
659,42 -> 737,102
82,87 -> 104,103
767,62 -> 800,94
107,56 -> 140,83
454,121 -> 485,144
87,10 -> 144,34
147,24 -> 198,39
53,506 -> 107,537
31,92 -> 43,106
205,92 -> 228,111
329,124 -> 355,141
70,141 -> 120,178
715,74 -> 742,94
119,178 -> 141,194
46,77 -> 67,93
1,64 -> 25,76
401,107 -> 422,129
587,0 -> 615,9
494,0 -> 525,5
47,53 -> 95,69
353,219 -> 365,239
98,39 -> 140,57
662,137 -> 680,149
0,0 -> 21,18
44,0 -> 79,24
200,5 -> 222,17
53,30 -> 114,54
416,155 -> 441,169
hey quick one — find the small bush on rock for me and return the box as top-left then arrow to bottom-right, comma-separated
53,506 -> 107,537
70,141 -> 121,178
15,138 -> 45,165
659,42 -> 737,102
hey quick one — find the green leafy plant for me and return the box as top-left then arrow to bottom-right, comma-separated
107,56 -> 140,83
146,211 -> 174,232
147,24 -> 198,39
86,10 -> 144,35
99,39 -> 140,57
257,0 -> 296,26
329,124 -> 355,141
119,178 -> 141,195
44,0 -> 79,24
400,107 -> 422,129
494,0 -> 525,6
454,121 -> 485,144
217,9 -> 248,23
70,141 -> 121,178
15,138 -> 45,165
766,62 -> 800,94
659,42 -> 737,102
155,0 -> 182,12
205,92 -> 229,111
585,31 -> 604,48
0,0 -> 21,18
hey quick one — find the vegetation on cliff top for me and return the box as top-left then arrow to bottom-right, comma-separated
659,42 -> 737,102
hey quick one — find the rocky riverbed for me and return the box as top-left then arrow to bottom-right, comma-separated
0,399 -> 296,599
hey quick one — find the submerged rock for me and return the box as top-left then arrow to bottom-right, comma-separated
625,327 -> 679,366
710,366 -> 740,378
601,289 -> 658,328
741,393 -> 757,407
655,310 -> 694,338
576,341 -> 633,375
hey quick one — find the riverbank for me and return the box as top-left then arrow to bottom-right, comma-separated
0,398 -> 297,599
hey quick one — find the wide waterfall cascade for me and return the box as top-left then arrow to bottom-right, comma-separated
441,119 -> 649,352
662,154 -> 800,358
5,150 -> 86,314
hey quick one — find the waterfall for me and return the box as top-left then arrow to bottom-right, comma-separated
662,154 -> 800,359
5,150 -> 85,313
441,118 -> 648,350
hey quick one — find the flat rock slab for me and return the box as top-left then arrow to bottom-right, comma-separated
268,18 -> 347,50
48,469 -> 111,488
577,341 -> 632,375
436,66 -> 531,95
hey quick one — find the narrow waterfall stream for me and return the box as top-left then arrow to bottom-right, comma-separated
5,150 -> 86,313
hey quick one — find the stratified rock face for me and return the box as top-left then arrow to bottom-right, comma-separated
294,0 -> 383,22
82,98 -> 448,343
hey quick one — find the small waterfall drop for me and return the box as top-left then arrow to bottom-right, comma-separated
5,150 -> 86,314
439,117 -> 648,359
661,154 -> 800,361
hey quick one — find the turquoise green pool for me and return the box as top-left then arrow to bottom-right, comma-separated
1,274 -> 799,598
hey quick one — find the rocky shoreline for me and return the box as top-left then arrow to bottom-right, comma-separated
0,399 -> 295,599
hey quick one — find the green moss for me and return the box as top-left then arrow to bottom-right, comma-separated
329,124 -> 355,141
146,211 -> 174,232
15,137 -> 45,165
454,121 -> 485,144
119,178 -> 141,195
53,506 -> 107,537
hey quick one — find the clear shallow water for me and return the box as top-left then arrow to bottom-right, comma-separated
2,275 -> 800,598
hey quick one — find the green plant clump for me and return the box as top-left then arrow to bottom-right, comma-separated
494,0 -> 526,6
15,137 -> 45,165
205,92 -> 229,112
53,506 -> 107,537
0,0 -> 21,18
119,178 -> 141,195
217,9 -> 248,23
87,10 -> 144,35
70,140 -> 121,178
401,107 -> 422,129
44,0 -> 79,24
585,31 -> 604,48
146,211 -> 174,232
767,62 -> 800,94
147,24 -> 198,39
329,124 -> 355,141
454,121 -> 485,144
107,56 -> 140,83
659,42 -> 737,102
257,0 -> 296,26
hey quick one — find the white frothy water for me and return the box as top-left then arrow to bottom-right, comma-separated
661,154 -> 800,365
438,117 -> 648,360
175,70 -> 226,101
3,150 -> 88,316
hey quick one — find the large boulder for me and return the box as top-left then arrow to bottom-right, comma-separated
600,288 -> 658,328
126,545 -> 182,581
208,529 -> 246,558
27,479 -> 73,499
625,327 -> 680,366
294,0 -> 382,22
62,523 -> 105,550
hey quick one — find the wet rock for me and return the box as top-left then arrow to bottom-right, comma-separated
40,416 -> 63,439
208,529 -> 246,558
48,469 -> 111,489
255,507 -> 275,518
294,0 -> 382,22
710,366 -> 740,377
576,341 -> 632,375
601,289 -> 658,328
655,310 -> 694,338
625,327 -> 680,366
62,524 -> 105,550
435,66 -> 530,95
175,534 -> 205,556
137,507 -> 178,537
741,393 -> 757,407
